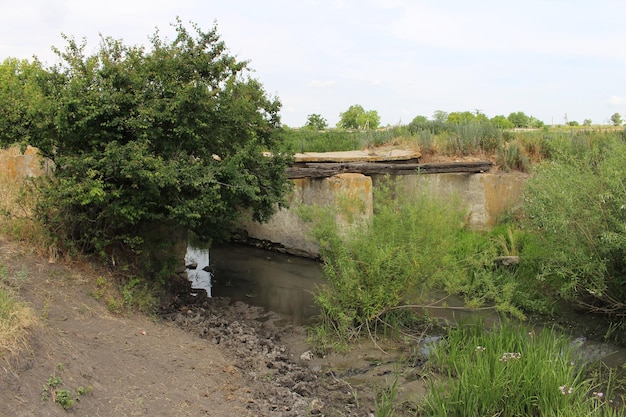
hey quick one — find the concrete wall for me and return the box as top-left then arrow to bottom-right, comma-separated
382,171 -> 528,230
238,171 -> 528,257
2,146 -> 51,179
238,173 -> 373,258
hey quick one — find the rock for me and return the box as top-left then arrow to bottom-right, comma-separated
300,350 -> 313,361
494,256 -> 520,268
308,398 -> 324,414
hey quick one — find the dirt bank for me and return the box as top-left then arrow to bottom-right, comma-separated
0,236 -> 417,416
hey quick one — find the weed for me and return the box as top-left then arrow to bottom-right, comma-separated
41,372 -> 92,409
305,180 -> 469,346
54,389 -> 74,409
90,276 -> 108,300
76,385 -> 93,399
106,296 -> 123,314
492,225 -> 520,256
374,371 -> 400,417
121,277 -> 157,313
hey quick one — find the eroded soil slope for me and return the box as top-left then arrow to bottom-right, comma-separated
0,237 -> 382,416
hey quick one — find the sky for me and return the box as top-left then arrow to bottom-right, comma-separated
1,0 -> 625,127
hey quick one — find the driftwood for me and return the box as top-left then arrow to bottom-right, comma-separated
286,160 -> 494,179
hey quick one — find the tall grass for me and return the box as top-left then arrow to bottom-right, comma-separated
278,128 -> 396,153
419,320 -> 625,416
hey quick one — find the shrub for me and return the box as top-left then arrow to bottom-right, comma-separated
305,180 -> 468,343
521,134 -> 626,315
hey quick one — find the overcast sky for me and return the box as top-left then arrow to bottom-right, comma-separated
1,0 -> 625,127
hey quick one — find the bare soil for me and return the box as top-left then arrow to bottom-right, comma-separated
0,236 -> 423,417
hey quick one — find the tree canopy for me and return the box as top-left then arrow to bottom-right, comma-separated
337,104 -> 380,130
304,113 -> 328,130
610,112 -> 622,126
2,19 -> 292,272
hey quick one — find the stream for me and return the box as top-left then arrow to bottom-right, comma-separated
185,242 -> 626,369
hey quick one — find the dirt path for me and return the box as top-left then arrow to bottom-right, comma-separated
0,237 -> 384,416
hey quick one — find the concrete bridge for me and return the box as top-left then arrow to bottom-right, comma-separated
237,150 -> 528,258
2,146 -> 527,259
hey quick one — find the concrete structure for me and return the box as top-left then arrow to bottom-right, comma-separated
3,146 -> 528,258
238,170 -> 528,258
238,173 -> 373,258
2,146 -> 51,179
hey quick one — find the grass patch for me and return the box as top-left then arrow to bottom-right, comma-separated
0,284 -> 38,360
41,372 -> 93,410
418,320 -> 625,416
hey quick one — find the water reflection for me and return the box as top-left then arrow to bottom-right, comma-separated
185,243 -> 323,325
185,245 -> 212,297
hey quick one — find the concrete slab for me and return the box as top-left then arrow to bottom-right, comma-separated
293,149 -> 421,163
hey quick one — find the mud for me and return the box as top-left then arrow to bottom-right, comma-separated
160,285 -> 423,416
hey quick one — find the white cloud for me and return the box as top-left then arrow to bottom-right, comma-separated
607,96 -> 626,106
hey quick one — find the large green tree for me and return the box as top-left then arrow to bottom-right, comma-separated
337,104 -> 380,130
17,20 -> 291,272
507,111 -> 530,128
490,115 -> 514,129
303,113 -> 328,130
610,112 -> 622,126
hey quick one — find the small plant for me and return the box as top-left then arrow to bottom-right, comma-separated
492,225 -> 520,256
497,140 -> 530,172
75,385 -> 93,399
374,372 -> 400,417
54,389 -> 75,410
121,277 -> 157,313
106,296 -> 123,314
41,373 -> 92,409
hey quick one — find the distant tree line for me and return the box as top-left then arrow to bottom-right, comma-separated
301,107 -> 625,131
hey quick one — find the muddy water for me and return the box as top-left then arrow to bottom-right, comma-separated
186,243 -> 323,325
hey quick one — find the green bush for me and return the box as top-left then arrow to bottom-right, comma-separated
305,180 -> 468,344
521,134 -> 626,315
442,121 -> 503,155
303,180 -> 557,349
6,20 -> 292,280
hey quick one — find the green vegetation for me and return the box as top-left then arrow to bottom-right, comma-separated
611,112 -> 623,126
0,19 -> 292,281
337,104 -> 381,130
374,371 -> 400,417
303,128 -> 626,353
418,321 -> 625,416
303,113 -> 328,130
521,132 -> 626,316
304,180 -> 539,351
41,373 -> 92,410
